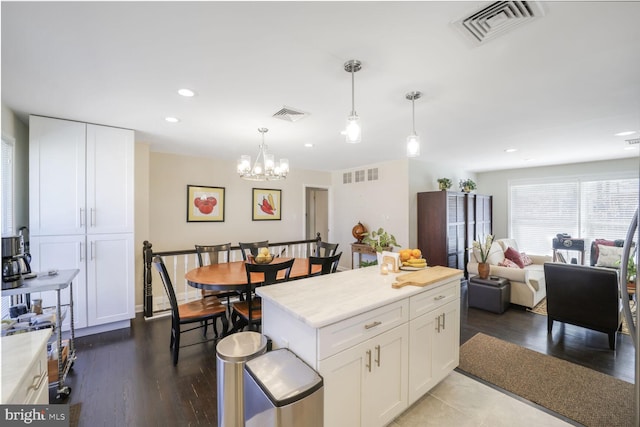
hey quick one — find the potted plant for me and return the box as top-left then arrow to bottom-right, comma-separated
362,227 -> 400,253
437,178 -> 452,191
469,235 -> 493,279
459,179 -> 477,193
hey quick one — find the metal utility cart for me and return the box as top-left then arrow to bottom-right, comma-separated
2,269 -> 79,401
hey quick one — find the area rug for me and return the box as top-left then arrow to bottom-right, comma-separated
459,333 -> 635,427
528,298 -> 634,335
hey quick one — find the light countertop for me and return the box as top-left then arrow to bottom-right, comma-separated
257,266 -> 463,328
1,329 -> 52,403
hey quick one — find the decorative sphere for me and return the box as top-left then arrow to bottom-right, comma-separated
352,222 -> 367,243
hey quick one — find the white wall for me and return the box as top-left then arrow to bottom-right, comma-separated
1,104 -> 29,231
477,157 -> 640,239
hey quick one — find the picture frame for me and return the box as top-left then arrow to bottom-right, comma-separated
252,188 -> 282,221
187,185 -> 225,222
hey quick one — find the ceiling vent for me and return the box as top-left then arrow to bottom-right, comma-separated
626,138 -> 640,145
272,106 -> 310,122
453,1 -> 545,46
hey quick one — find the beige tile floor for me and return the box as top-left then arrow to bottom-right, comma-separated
391,371 -> 575,427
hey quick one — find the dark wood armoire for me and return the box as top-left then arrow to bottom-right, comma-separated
417,191 -> 492,275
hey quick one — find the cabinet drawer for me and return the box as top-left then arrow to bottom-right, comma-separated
318,299 -> 408,360
409,280 -> 459,320
9,350 -> 48,404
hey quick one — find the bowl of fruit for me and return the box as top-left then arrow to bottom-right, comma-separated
250,247 -> 274,264
399,248 -> 427,270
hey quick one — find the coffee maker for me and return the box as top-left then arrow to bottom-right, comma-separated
2,235 -> 32,290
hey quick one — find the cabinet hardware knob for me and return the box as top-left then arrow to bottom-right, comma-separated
364,321 -> 382,330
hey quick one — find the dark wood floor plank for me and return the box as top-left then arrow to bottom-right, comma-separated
58,282 -> 635,425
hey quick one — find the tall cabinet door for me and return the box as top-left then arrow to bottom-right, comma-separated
431,300 -> 460,383
29,235 -> 88,330
86,233 -> 134,326
29,116 -> 86,236
86,125 -> 134,234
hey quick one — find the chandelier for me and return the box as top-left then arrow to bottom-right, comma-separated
237,128 -> 289,181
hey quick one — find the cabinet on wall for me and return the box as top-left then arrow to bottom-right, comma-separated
29,115 -> 135,334
417,191 -> 492,274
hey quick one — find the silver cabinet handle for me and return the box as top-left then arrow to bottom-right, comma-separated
91,241 -> 95,260
364,321 -> 382,330
79,242 -> 84,262
434,295 -> 446,301
80,208 -> 84,227
29,373 -> 46,392
91,208 -> 96,226
375,345 -> 380,367
366,349 -> 372,372
442,312 -> 446,330
435,315 -> 440,333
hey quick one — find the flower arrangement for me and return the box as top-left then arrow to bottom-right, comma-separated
470,235 -> 494,263
362,227 -> 400,253
437,178 -> 452,190
459,179 -> 477,192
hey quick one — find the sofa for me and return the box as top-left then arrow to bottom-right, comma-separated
467,238 -> 552,308
544,262 -> 622,350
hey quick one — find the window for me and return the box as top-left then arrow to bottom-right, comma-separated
510,174 -> 639,262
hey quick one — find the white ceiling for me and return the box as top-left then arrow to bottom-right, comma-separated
2,1 -> 640,173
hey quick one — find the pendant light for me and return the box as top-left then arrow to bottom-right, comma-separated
405,91 -> 422,157
344,59 -> 362,143
237,128 -> 289,181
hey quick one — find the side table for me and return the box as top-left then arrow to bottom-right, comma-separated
350,243 -> 376,269
468,276 -> 511,314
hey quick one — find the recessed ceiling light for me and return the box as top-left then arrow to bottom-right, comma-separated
615,131 -> 637,136
304,143 -> 314,148
504,148 -> 518,153
623,146 -> 638,150
165,116 -> 180,123
178,88 -> 195,97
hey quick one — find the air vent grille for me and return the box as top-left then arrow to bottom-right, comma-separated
453,1 -> 544,45
626,138 -> 640,145
355,170 -> 365,183
343,172 -> 353,184
367,168 -> 379,181
272,106 -> 310,122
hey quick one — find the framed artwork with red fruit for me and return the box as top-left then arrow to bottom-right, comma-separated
187,185 -> 225,222
252,188 -> 281,221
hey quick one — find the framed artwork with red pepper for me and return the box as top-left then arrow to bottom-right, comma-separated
252,188 -> 281,221
187,185 -> 225,222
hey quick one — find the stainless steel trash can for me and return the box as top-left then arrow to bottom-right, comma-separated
244,348 -> 323,427
216,332 -> 268,427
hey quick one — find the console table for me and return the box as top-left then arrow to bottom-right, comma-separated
351,243 -> 376,269
552,238 -> 585,265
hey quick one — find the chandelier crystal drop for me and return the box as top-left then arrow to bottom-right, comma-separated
237,128 -> 289,181
344,59 -> 362,144
406,91 -> 422,158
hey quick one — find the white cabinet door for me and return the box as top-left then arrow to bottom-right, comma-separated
29,235 -> 88,329
29,116 -> 86,236
362,323 -> 409,427
319,324 -> 408,427
408,299 -> 460,404
86,124 -> 134,234
86,233 -> 134,326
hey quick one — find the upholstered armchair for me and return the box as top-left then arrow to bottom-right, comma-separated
467,238 -> 552,308
544,262 -> 622,350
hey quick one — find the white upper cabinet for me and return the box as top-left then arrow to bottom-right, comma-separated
29,116 -> 134,236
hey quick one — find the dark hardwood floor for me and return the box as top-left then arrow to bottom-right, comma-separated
57,282 -> 636,426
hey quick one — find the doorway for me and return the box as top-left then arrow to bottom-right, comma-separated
305,186 -> 329,242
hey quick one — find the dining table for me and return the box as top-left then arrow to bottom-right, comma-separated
185,257 -> 321,292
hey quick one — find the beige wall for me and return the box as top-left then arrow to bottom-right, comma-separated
1,104 -> 29,231
477,157 -> 640,240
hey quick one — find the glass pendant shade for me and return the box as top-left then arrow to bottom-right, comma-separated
345,114 -> 362,143
406,134 -> 420,157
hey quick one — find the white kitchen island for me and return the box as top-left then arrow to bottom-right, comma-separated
257,266 -> 463,427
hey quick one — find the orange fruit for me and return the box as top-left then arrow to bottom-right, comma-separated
412,249 -> 422,258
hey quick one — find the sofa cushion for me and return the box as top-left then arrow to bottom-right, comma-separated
596,245 -> 624,268
498,259 -> 520,268
521,252 -> 533,266
504,246 -> 525,268
485,242 -> 506,265
498,238 -> 519,253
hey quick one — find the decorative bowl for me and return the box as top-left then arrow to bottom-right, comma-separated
249,254 -> 274,264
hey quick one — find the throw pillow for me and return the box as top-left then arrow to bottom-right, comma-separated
596,244 -> 623,268
504,246 -> 524,268
520,252 -> 533,266
498,259 -> 520,268
593,239 -> 615,263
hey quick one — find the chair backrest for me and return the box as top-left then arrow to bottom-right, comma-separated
315,241 -> 339,257
308,252 -> 342,275
195,243 -> 232,267
245,258 -> 295,286
152,256 -> 179,319
239,241 -> 269,261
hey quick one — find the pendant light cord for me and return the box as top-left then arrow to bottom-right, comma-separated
351,67 -> 356,116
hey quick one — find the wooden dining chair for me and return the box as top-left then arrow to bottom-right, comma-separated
315,241 -> 339,257
239,240 -> 269,261
153,256 -> 228,365
308,252 -> 342,276
195,243 -> 239,308
230,258 -> 295,332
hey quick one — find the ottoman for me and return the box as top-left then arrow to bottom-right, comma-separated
468,276 -> 511,314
